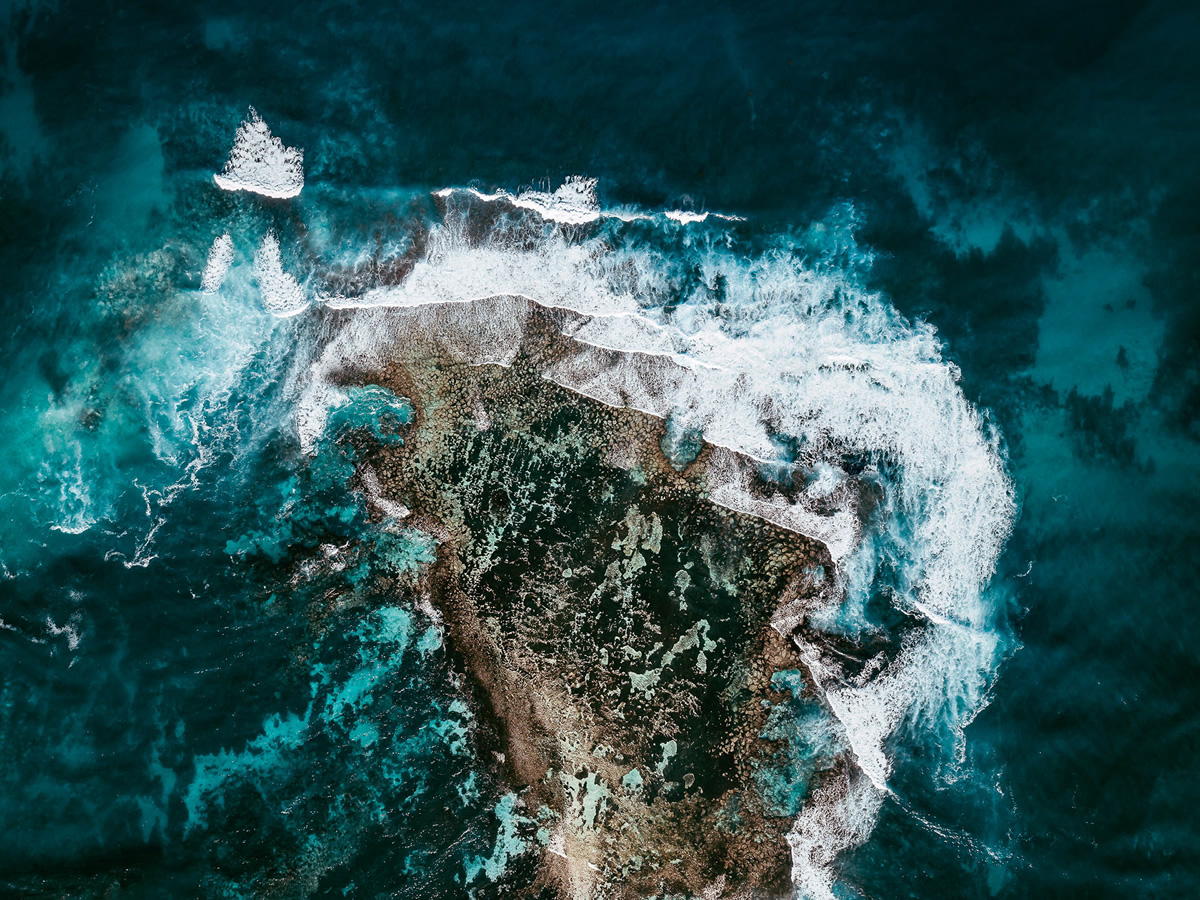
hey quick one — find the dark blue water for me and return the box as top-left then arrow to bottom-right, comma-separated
1,1 -> 1197,897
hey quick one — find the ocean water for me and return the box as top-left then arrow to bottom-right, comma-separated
0,1 -> 1197,898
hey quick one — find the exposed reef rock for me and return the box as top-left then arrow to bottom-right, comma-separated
334,300 -> 845,898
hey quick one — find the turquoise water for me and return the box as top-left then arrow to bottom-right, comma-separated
1,1 -> 1197,897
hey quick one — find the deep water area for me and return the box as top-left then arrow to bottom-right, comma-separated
1,1 -> 1198,898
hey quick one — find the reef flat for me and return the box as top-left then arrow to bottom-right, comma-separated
334,297 -> 842,897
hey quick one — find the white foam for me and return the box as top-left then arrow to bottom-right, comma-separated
360,464 -> 410,520
44,440 -> 94,535
45,615 -> 82,651
254,231 -> 309,317
665,209 -> 709,224
201,233 -> 234,293
706,449 -> 859,563
509,175 -> 600,224
434,177 -> 602,225
214,107 -> 304,199
434,178 -> 743,227
786,771 -> 882,900
806,462 -> 844,500
292,200 -> 1015,898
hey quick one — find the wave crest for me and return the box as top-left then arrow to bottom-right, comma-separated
213,107 -> 304,200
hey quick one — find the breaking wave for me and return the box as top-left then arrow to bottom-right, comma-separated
213,106 -> 304,199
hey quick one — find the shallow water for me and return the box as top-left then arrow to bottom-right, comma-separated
1,1 -> 1197,898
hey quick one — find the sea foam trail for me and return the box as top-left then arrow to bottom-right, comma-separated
214,107 -> 304,199
296,199 -> 1014,898
254,231 -> 308,317
201,233 -> 234,293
